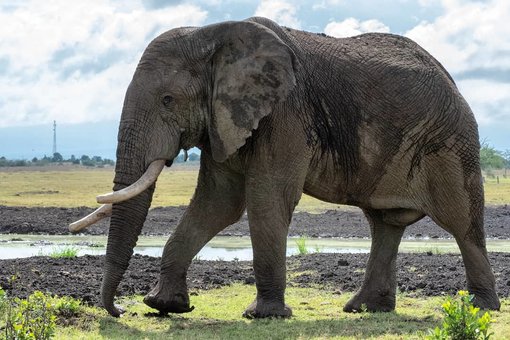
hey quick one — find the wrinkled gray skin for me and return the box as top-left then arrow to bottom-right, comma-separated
103,17 -> 500,318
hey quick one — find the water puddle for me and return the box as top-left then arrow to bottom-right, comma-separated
0,235 -> 509,260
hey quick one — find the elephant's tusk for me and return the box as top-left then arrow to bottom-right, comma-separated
69,203 -> 112,233
96,159 -> 165,204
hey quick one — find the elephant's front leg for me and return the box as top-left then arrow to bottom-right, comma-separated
242,169 -> 307,319
144,156 -> 245,314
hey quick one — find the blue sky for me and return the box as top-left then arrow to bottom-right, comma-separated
0,0 -> 508,159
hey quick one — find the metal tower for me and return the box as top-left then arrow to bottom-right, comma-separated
52,120 -> 57,154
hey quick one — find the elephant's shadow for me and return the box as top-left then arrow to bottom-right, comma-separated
98,311 -> 438,338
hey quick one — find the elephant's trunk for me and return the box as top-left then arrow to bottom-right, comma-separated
101,162 -> 156,316
100,123 -> 159,316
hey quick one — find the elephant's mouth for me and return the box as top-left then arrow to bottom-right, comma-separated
68,159 -> 167,233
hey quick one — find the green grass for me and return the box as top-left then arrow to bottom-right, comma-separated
48,285 -> 510,339
295,235 -> 309,255
48,246 -> 79,258
1,167 -> 508,210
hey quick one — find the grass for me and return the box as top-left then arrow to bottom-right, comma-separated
48,285 -> 510,339
48,246 -> 79,258
1,167 -> 508,210
295,235 -> 309,255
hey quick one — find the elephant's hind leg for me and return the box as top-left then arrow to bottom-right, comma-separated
344,208 -> 424,313
144,154 -> 246,314
425,173 -> 500,310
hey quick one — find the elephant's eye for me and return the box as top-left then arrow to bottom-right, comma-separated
162,95 -> 173,107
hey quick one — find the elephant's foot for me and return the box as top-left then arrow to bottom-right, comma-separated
143,284 -> 194,314
470,288 -> 501,311
242,299 -> 292,319
343,289 -> 396,313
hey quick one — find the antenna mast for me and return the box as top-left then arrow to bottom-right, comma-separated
52,120 -> 57,154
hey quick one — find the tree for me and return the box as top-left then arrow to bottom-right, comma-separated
92,156 -> 103,163
32,157 -> 38,163
479,141 -> 505,170
188,152 -> 200,162
70,155 -> 80,164
52,152 -> 63,162
503,150 -> 510,176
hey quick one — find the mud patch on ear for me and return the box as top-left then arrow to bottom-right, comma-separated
207,21 -> 296,162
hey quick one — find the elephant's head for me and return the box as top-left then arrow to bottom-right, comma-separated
69,19 -> 296,316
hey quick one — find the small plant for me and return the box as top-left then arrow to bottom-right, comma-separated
295,235 -> 308,255
4,291 -> 57,340
1,287 -> 82,339
49,246 -> 79,259
53,296 -> 81,318
426,290 -> 493,340
0,286 -> 6,315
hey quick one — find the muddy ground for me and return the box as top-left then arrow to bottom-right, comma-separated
1,204 -> 509,239
1,253 -> 509,307
0,204 -> 509,306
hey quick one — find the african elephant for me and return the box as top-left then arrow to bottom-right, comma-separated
71,17 -> 500,318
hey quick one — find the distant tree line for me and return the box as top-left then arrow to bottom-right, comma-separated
0,151 -> 201,167
3,145 -> 505,171
0,153 -> 114,167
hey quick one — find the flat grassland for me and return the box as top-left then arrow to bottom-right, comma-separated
1,165 -> 509,210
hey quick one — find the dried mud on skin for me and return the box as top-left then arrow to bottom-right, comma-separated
1,204 -> 509,239
0,253 -> 509,307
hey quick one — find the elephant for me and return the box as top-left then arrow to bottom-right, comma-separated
71,16 -> 500,318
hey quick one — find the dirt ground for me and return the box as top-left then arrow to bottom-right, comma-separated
1,253 -> 509,307
0,204 -> 509,306
1,204 -> 509,239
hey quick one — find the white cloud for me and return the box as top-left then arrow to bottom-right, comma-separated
405,0 -> 510,128
324,18 -> 390,38
0,0 -> 207,127
405,0 -> 510,75
458,79 -> 510,125
254,0 -> 300,29
312,0 -> 343,10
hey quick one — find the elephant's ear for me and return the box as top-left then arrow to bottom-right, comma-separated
208,21 -> 296,162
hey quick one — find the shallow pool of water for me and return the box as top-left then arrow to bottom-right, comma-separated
0,235 -> 509,260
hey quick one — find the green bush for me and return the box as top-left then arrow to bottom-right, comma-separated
3,291 -> 56,340
427,290 -> 493,340
53,296 -> 81,318
1,286 -> 82,340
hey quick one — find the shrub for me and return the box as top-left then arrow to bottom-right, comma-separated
53,296 -> 81,318
4,291 -> 56,340
426,290 -> 493,340
1,287 -> 82,340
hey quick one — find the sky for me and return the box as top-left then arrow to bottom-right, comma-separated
0,0 -> 508,159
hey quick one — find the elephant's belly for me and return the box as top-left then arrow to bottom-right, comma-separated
303,161 -> 418,209
303,169 -> 351,205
